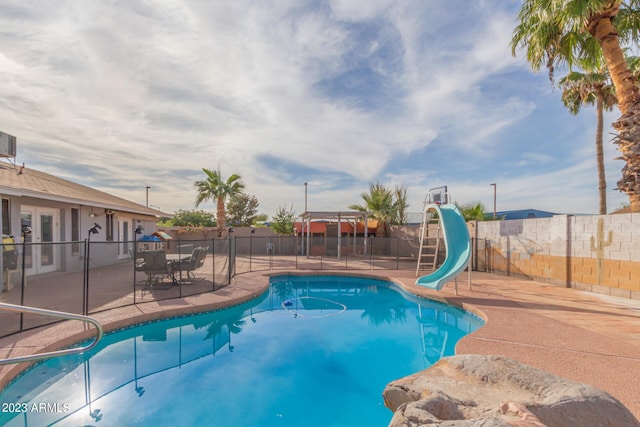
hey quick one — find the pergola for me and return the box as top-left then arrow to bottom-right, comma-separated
298,211 -> 369,259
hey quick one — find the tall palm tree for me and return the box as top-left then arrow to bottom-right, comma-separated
512,1 -> 640,212
349,182 -> 397,236
194,168 -> 245,236
559,64 -> 618,215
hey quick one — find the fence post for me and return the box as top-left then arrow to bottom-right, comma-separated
19,233 -> 29,331
82,238 -> 88,316
227,236 -> 231,285
473,237 -> 478,272
269,236 -> 273,270
84,224 -> 101,315
133,238 -> 137,304
249,232 -> 253,272
345,247 -> 348,270
227,235 -> 235,285
370,237 -> 375,270
485,238 -> 489,272
177,238 -> 183,298
212,237 -> 216,291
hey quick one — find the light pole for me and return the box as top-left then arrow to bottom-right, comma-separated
145,186 -> 150,207
490,183 -> 497,219
304,182 -> 308,212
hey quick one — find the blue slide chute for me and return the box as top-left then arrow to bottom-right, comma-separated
415,204 -> 470,290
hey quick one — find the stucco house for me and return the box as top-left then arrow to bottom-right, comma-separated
0,160 -> 165,280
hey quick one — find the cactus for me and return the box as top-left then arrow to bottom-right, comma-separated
590,218 -> 612,285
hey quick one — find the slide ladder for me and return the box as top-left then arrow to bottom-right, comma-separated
416,211 -> 441,274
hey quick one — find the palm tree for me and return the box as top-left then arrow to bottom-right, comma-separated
511,1 -> 640,212
394,184 -> 410,226
194,168 -> 245,236
559,64 -> 617,215
349,182 -> 397,236
459,202 -> 487,221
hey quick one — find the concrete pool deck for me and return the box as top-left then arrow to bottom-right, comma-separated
0,270 -> 639,422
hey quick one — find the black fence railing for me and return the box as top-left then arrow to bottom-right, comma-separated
0,236 -> 488,338
0,238 -> 231,337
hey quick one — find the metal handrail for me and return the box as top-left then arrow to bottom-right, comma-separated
0,303 -> 104,365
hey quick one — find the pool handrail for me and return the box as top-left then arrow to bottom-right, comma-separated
0,302 -> 103,365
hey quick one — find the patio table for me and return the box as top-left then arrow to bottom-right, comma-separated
166,253 -> 192,283
165,253 -> 191,262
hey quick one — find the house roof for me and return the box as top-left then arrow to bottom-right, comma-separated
0,161 -> 168,217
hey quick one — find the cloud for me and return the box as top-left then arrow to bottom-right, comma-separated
0,0 -> 628,217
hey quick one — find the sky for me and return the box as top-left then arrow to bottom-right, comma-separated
0,0 -> 630,218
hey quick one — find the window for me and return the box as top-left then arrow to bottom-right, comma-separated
71,208 -> 80,254
106,212 -> 114,241
2,199 -> 9,235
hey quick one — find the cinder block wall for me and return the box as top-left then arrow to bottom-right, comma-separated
475,213 -> 640,300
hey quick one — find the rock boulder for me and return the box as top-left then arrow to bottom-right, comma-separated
383,354 -> 639,427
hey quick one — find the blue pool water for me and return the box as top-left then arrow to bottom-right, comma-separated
0,275 -> 483,427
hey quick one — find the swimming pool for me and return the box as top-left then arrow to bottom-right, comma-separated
0,275 -> 483,426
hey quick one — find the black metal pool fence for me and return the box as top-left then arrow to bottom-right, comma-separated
0,236 -> 489,337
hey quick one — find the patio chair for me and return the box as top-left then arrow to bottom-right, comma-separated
142,250 -> 174,287
129,248 -> 145,272
177,244 -> 194,256
178,247 -> 207,280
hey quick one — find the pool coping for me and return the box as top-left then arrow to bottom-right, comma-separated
1,270 -> 639,421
